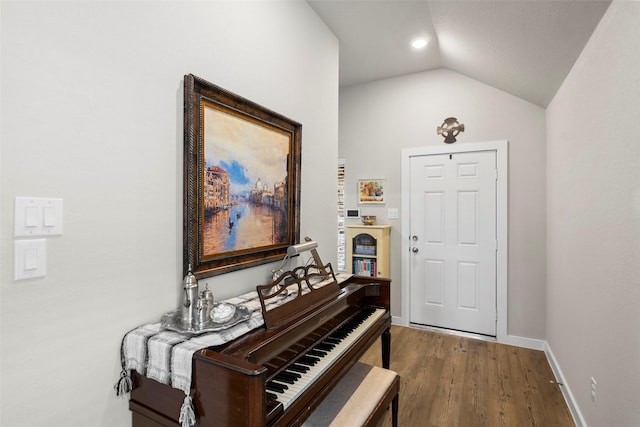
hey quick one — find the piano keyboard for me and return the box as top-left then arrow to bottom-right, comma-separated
266,307 -> 386,409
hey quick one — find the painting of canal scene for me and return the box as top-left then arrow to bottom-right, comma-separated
183,74 -> 301,278
202,102 -> 289,256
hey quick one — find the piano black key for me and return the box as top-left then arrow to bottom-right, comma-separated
282,370 -> 302,379
289,363 -> 310,373
274,377 -> 295,385
266,382 -> 286,392
266,382 -> 288,392
315,343 -> 335,352
299,355 -> 320,366
275,372 -> 299,384
307,349 -> 326,358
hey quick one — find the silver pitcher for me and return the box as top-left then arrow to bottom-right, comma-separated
180,265 -> 199,329
195,285 -> 214,326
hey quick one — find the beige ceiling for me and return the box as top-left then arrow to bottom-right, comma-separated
308,0 -> 611,107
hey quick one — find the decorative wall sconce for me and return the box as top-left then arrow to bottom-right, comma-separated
437,117 -> 465,144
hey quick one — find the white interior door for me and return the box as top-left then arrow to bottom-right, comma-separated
409,150 -> 497,336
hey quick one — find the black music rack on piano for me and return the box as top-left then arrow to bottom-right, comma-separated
129,264 -> 392,427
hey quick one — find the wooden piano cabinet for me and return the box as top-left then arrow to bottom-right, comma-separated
191,351 -> 268,426
130,353 -> 268,427
130,374 -> 185,426
130,401 -> 179,427
128,274 -> 392,427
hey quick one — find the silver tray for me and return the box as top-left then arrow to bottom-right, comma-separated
160,304 -> 251,335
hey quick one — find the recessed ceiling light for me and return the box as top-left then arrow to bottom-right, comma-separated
411,38 -> 428,49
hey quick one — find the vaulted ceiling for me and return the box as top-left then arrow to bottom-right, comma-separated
307,0 -> 611,107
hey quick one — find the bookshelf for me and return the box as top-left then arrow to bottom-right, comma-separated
346,225 -> 391,278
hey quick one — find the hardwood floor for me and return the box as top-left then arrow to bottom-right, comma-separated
359,325 -> 575,427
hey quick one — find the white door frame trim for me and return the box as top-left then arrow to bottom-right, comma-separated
400,140 -> 508,342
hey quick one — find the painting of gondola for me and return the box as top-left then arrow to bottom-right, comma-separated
183,74 -> 301,278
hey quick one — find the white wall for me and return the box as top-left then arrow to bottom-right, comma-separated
339,68 -> 547,339
0,2 -> 338,426
546,1 -> 640,426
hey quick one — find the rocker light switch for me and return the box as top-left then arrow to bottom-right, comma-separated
25,206 -> 40,227
15,239 -> 46,280
15,197 -> 63,236
24,248 -> 39,270
43,207 -> 56,227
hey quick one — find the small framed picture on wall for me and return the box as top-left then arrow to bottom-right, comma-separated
358,179 -> 385,204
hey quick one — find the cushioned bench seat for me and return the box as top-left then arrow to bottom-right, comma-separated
303,362 -> 399,427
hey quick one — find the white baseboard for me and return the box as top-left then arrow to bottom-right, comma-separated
544,343 -> 586,427
503,334 -> 546,350
391,315 -> 404,326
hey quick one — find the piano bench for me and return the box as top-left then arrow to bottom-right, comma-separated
303,362 -> 399,427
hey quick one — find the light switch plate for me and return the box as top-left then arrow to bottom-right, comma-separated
388,208 -> 399,219
14,239 -> 46,280
15,197 -> 63,237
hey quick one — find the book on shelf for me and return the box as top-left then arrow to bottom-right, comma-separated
354,244 -> 376,255
353,258 -> 377,277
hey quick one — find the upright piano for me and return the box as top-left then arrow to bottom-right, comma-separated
128,265 -> 391,427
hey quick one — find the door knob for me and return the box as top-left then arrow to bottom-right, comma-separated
411,247 -> 419,253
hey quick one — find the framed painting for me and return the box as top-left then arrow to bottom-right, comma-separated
183,74 -> 302,278
358,179 -> 385,204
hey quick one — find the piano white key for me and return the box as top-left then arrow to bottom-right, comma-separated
271,308 -> 386,409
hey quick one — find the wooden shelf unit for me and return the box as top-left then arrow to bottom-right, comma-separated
346,225 -> 391,278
